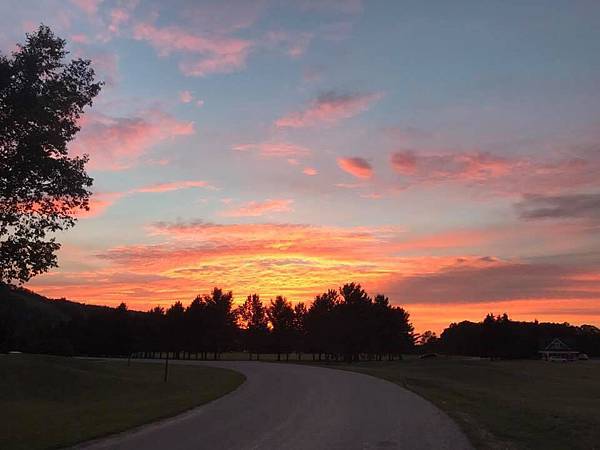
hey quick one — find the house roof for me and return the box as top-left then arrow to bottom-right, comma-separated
543,338 -> 572,351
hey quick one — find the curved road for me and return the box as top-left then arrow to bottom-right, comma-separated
78,361 -> 471,450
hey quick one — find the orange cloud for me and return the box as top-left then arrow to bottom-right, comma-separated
303,167 -> 318,176
71,110 -> 194,170
79,192 -> 126,218
27,221 -> 600,334
337,157 -> 373,179
275,91 -> 382,128
220,199 -> 294,217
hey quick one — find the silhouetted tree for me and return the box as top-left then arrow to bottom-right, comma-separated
0,25 -> 102,283
203,288 -> 236,359
186,296 -> 207,359
337,283 -> 372,362
165,302 -> 185,359
144,306 -> 164,358
267,296 -> 295,361
109,303 -> 132,357
13,283 -> 598,361
237,294 -> 269,359
305,289 -> 339,360
292,302 -> 307,359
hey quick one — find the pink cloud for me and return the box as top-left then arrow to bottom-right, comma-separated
196,99 -> 205,107
71,110 -> 194,171
87,50 -> 119,86
298,0 -> 363,15
391,151 -> 512,181
337,157 -> 373,179
70,0 -> 103,15
388,148 -> 600,196
108,7 -> 130,34
75,181 -> 212,219
182,0 -> 265,34
265,30 -> 313,58
275,91 -> 382,128
390,151 -> 418,175
221,199 -> 294,217
381,257 -> 600,304
233,141 -> 312,158
133,22 -> 252,76
71,34 -> 90,44
179,90 -> 193,103
136,181 -> 210,193
360,193 -> 382,199
303,167 -> 318,176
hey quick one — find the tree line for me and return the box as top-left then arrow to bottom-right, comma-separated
0,282 -> 415,362
4,282 -> 599,360
419,313 -> 600,358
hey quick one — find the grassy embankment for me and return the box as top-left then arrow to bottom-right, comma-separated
318,357 -> 600,450
0,354 -> 244,450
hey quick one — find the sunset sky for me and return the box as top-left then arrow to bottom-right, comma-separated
2,0 -> 600,333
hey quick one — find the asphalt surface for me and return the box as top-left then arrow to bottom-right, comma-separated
77,360 -> 472,450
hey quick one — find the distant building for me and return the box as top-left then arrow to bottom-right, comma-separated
539,338 -> 579,362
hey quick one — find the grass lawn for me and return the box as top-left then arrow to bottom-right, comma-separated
0,354 -> 245,450
314,357 -> 600,450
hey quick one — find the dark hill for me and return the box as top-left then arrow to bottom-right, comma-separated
0,284 -> 140,355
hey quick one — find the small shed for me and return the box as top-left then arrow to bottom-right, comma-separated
539,338 -> 578,362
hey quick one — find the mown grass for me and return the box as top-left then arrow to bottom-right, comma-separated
316,357 -> 600,450
0,354 -> 245,450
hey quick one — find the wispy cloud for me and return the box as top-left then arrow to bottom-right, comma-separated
275,91 -> 382,128
220,199 -> 294,217
179,90 -> 193,103
389,149 -> 600,196
516,193 -> 600,221
79,192 -> 126,218
233,141 -> 312,158
77,181 -> 213,218
70,0 -> 103,15
71,110 -> 194,171
382,256 -> 600,303
135,181 -> 211,194
390,150 -> 512,181
133,22 -> 252,77
264,30 -> 313,58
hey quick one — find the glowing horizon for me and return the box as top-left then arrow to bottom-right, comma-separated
2,0 -> 599,334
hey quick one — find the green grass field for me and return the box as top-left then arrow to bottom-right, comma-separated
316,357 -> 600,450
0,354 -> 245,450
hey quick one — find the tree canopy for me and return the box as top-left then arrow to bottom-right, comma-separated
0,25 -> 102,283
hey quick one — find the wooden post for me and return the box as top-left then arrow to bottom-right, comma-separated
164,352 -> 169,382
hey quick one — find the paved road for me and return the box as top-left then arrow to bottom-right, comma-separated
77,361 -> 472,450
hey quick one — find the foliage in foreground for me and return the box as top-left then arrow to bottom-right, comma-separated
1,25 -> 101,283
